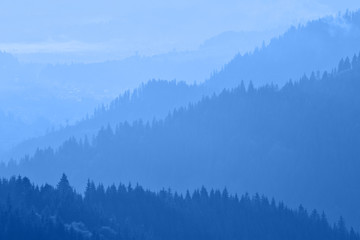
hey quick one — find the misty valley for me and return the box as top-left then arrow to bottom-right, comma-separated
1,3 -> 360,240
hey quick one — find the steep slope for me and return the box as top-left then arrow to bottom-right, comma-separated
1,80 -> 204,161
205,10 -> 360,91
1,29 -> 267,123
3,54 -> 360,227
3,10 -> 360,160
0,29 -> 256,158
6,10 -> 360,160
0,175 -> 358,240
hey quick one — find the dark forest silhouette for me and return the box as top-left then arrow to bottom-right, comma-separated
0,175 -> 358,240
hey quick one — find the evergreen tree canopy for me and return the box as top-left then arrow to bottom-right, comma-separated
2,53 -> 360,228
0,175 -> 358,240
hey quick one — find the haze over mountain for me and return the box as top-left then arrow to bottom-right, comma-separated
0,80 -> 202,161
1,1 -> 360,239
0,30 -> 274,122
206,11 -> 360,90
2,0 -> 359,62
3,54 -> 360,229
3,10 -> 360,163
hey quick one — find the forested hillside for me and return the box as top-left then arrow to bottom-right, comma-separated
205,10 -> 360,90
4,11 -> 360,162
2,54 -> 360,227
2,80 -> 203,161
0,175 -> 358,240
2,2 -> 360,240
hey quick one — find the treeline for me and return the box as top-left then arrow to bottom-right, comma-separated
0,175 -> 358,240
205,10 -> 360,90
3,80 -> 203,161
5,9 -> 360,162
2,53 -> 360,227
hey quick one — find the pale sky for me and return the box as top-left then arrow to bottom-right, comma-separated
0,0 -> 359,60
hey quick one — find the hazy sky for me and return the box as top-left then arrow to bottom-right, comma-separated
0,0 -> 359,60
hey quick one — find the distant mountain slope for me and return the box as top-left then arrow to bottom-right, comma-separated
0,30 -> 269,157
205,11 -> 360,91
3,54 -> 360,228
0,29 -> 268,122
0,51 -> 102,154
4,10 -> 360,161
1,80 -> 204,161
0,175 -> 358,240
38,31 -> 256,91
0,110 -> 52,155
36,10 -> 360,97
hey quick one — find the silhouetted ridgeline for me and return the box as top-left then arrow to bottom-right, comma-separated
0,175 -> 358,240
2,54 -> 360,228
205,10 -> 360,90
3,10 -> 360,160
2,80 -> 203,161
